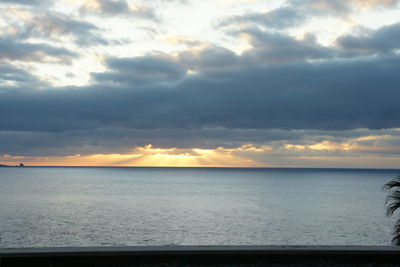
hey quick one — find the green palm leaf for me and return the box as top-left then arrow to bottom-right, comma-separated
383,177 -> 400,245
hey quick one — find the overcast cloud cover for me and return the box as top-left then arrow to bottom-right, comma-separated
1,0 -> 400,167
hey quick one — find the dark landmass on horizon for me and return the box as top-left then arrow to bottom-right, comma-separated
0,163 -> 25,167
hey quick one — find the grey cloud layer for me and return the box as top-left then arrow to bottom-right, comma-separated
1,9 -> 400,158
0,128 -> 293,156
179,46 -> 239,71
237,28 -> 334,64
337,23 -> 400,54
2,22 -> 400,136
94,56 -> 186,85
0,0 -> 49,6
93,0 -> 130,15
19,13 -> 109,46
0,38 -> 77,63
221,0 -> 400,29
0,63 -> 42,85
3,10 -> 110,47
79,0 -> 158,21
233,22 -> 400,64
2,53 -> 400,133
219,7 -> 305,30
3,127 -> 400,158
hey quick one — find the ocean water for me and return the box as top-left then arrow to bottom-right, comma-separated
0,167 -> 399,248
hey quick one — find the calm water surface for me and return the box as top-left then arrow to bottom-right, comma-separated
0,167 -> 399,247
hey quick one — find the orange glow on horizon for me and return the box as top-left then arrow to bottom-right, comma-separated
3,141 -> 400,168
0,144 -> 268,167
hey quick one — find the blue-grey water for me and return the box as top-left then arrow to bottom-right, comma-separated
0,167 -> 399,248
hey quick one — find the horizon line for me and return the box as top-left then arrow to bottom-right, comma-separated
3,165 -> 400,170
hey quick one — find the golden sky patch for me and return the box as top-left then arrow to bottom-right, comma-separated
0,144 -> 266,167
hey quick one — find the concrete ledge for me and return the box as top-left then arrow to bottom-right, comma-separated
2,245 -> 400,256
1,246 -> 400,266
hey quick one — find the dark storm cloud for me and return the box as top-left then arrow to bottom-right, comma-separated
1,128 -> 289,156
3,127 -> 400,157
0,38 -> 77,63
1,20 -> 400,157
337,22 -> 400,55
1,53 -> 400,134
93,55 -> 186,85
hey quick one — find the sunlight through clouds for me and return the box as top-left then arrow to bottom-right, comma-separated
0,144 -> 270,167
1,0 -> 400,168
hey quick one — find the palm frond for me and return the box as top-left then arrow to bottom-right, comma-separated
384,178 -> 400,216
392,219 -> 400,245
385,189 -> 400,203
386,200 -> 400,216
384,177 -> 400,245
383,177 -> 400,191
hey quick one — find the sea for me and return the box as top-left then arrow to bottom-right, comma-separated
0,167 -> 399,248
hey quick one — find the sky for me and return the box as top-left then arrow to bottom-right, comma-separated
1,0 -> 400,168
